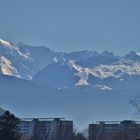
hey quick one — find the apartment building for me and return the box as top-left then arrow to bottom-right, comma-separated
89,120 -> 140,140
19,118 -> 73,140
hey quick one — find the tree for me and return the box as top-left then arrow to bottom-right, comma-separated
130,96 -> 140,139
0,111 -> 21,140
72,127 -> 87,140
73,132 -> 87,140
82,128 -> 88,140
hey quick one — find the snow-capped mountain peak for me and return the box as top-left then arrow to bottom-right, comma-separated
0,39 -> 64,79
0,55 -> 21,78
0,39 -> 30,59
0,39 -> 12,47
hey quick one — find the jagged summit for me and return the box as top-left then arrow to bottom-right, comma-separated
125,51 -> 140,61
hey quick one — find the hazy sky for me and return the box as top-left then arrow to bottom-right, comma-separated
0,0 -> 140,54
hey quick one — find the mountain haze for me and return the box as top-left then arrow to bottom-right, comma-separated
0,38 -> 139,128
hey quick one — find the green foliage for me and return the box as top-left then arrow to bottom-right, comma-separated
0,111 -> 21,140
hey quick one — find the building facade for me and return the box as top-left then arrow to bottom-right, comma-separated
89,120 -> 140,140
19,118 -> 73,140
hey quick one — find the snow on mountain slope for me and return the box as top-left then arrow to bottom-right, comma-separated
0,39 -> 32,78
0,56 -> 20,78
69,59 -> 140,85
0,39 -> 63,79
0,39 -> 30,59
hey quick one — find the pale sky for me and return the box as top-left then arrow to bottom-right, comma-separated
0,0 -> 140,54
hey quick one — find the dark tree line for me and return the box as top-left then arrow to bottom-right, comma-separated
0,111 -> 21,140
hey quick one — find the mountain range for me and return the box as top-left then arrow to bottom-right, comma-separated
0,38 -> 139,128
1,38 -> 140,90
